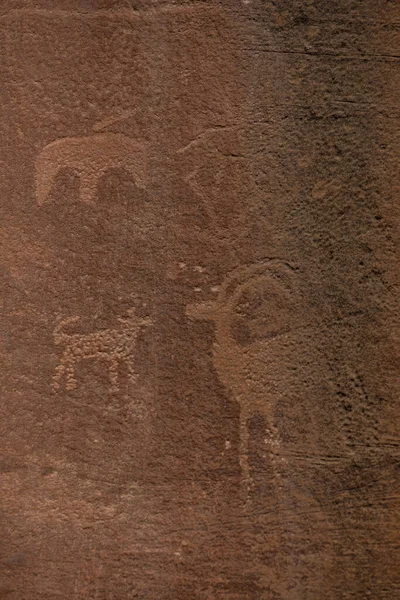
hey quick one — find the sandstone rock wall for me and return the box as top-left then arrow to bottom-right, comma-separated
0,2 -> 398,598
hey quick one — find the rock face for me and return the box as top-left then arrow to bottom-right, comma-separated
0,1 -> 398,599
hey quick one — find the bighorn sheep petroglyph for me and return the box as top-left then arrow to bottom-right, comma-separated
35,133 -> 147,205
186,260 -> 303,491
52,308 -> 153,393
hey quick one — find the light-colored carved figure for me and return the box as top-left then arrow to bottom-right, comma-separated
52,308 -> 153,393
178,131 -> 258,245
186,260 -> 305,491
35,133 -> 147,205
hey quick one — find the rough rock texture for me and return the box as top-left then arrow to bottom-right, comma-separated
0,1 -> 399,599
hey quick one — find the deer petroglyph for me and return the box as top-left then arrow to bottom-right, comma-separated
186,260 -> 303,491
52,308 -> 153,393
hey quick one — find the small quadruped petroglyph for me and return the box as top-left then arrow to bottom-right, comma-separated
52,308 -> 153,394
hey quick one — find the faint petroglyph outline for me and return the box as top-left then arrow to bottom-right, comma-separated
177,126 -> 257,250
52,308 -> 153,394
91,110 -> 139,133
35,132 -> 147,205
186,259 -> 300,494
176,125 -> 238,156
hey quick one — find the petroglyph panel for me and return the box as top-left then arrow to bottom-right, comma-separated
1,2 -> 398,599
1,5 -> 258,599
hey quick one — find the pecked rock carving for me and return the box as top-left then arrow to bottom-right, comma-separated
35,133 -> 147,205
52,308 -> 153,393
186,259 -> 302,491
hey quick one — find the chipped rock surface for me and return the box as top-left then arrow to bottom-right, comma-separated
0,1 -> 399,599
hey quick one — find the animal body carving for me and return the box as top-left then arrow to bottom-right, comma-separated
186,260 -> 303,490
35,133 -> 147,205
52,308 -> 153,393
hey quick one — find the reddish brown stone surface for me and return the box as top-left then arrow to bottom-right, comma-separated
0,1 -> 399,598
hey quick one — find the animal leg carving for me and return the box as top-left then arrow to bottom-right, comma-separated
52,363 -> 65,392
109,359 -> 119,394
35,156 -> 61,206
79,171 -> 100,204
127,359 -> 138,385
239,408 -> 251,496
64,359 -> 77,391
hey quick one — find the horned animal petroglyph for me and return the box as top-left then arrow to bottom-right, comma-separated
35,133 -> 147,205
52,308 -> 153,393
186,260 -> 302,491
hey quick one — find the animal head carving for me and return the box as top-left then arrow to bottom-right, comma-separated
186,260 -> 301,347
117,307 -> 153,328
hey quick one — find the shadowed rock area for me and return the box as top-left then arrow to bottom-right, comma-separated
0,1 -> 399,598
